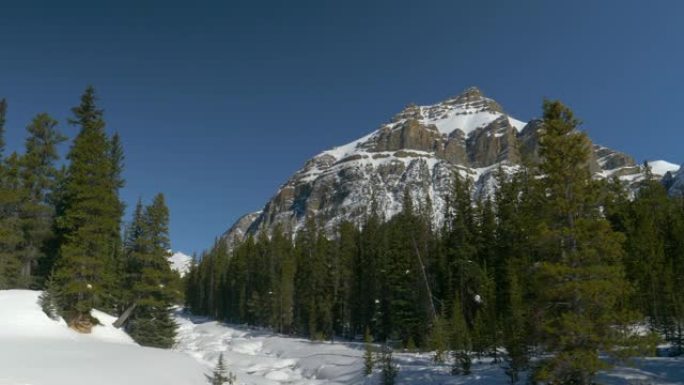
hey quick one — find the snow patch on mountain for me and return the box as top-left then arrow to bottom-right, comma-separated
648,160 -> 680,176
169,251 -> 193,277
417,103 -> 526,136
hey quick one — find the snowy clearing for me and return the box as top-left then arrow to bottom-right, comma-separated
174,311 -> 684,385
1,289 -> 682,385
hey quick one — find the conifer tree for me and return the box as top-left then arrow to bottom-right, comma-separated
502,260 -> 528,384
332,221 -> 356,337
267,224 -> 295,333
18,113 -> 66,286
450,296 -> 472,375
352,204 -> 382,336
126,193 -> 179,347
531,100 -> 647,384
429,313 -> 449,364
363,327 -> 375,376
380,344 -> 398,385
208,352 -> 236,385
0,98 -> 6,158
0,98 -> 9,287
0,153 -> 24,289
51,87 -> 123,328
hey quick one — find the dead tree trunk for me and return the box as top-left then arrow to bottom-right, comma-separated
113,302 -> 137,328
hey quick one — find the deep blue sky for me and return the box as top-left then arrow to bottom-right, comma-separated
1,0 -> 682,254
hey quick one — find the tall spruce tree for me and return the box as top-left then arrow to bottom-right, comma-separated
18,113 -> 66,286
0,100 -> 18,287
126,193 -> 179,348
531,100 -> 648,384
0,153 -> 24,288
0,98 -> 6,158
51,86 -> 123,328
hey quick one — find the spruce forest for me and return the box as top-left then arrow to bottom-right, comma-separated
0,87 -> 182,348
186,100 -> 684,384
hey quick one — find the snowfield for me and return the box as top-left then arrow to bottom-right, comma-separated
1,289 -> 683,385
174,311 -> 684,385
0,290 -> 207,385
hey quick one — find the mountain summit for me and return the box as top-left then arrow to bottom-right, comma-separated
222,88 -> 678,246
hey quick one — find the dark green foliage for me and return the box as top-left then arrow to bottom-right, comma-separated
208,353 -> 236,385
0,90 -> 178,350
531,100 -> 651,384
0,98 -> 6,157
380,345 -> 398,385
364,327 -> 375,376
0,113 -> 66,289
124,193 -> 180,348
429,314 -> 448,364
501,261 -> 528,384
449,296 -> 472,375
39,274 -> 62,320
0,154 -> 24,289
51,86 -> 124,324
19,113 -> 67,286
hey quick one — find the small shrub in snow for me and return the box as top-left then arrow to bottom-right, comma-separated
363,328 -> 374,376
39,277 -> 61,321
380,345 -> 398,385
208,353 -> 237,385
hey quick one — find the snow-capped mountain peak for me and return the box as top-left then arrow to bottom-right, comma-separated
169,252 -> 192,277
221,87 -> 676,246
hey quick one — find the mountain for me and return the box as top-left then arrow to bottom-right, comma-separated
665,164 -> 684,196
223,87 -> 679,245
169,251 -> 193,277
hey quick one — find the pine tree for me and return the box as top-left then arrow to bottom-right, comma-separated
18,113 -> 66,286
352,204 -> 382,337
51,86 -> 123,328
667,197 -> 684,354
108,131 -> 126,307
531,100 -> 648,384
363,327 -> 375,376
332,221 -> 356,338
126,193 -> 179,348
208,352 -> 236,385
380,344 -> 398,385
502,260 -> 528,384
39,274 -> 62,320
0,153 -> 25,289
264,224 -> 295,333
0,98 -> 6,158
449,296 -> 472,375
429,314 -> 449,364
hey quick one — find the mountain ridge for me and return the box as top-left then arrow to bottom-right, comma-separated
222,87 -> 679,246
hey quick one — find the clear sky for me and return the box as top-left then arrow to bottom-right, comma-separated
1,0 -> 682,255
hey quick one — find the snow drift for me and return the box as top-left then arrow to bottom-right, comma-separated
0,290 -> 207,385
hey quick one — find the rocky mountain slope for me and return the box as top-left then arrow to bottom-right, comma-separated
223,87 -> 680,246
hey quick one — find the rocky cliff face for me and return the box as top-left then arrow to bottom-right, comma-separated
666,167 -> 684,196
222,87 -> 679,245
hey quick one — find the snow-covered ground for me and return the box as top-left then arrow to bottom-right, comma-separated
0,290 -> 207,385
174,311 -> 684,385
1,289 -> 683,384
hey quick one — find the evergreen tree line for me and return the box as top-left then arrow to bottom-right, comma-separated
186,100 -> 681,384
0,88 -> 181,348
